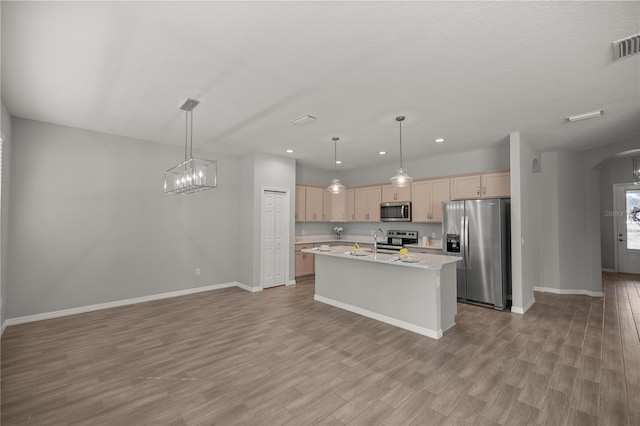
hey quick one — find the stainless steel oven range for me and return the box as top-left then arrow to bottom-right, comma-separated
375,230 -> 418,253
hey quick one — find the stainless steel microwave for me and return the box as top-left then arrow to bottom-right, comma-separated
380,202 -> 412,222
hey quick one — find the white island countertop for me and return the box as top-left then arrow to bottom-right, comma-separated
302,245 -> 460,270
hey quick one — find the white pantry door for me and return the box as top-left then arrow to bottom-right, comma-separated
263,191 -> 286,288
615,184 -> 640,274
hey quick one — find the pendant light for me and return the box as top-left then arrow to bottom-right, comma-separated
390,116 -> 412,187
164,98 -> 217,194
327,136 -> 346,194
634,157 -> 640,185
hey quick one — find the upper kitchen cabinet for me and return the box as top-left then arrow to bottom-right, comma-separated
481,171 -> 510,198
295,185 -> 306,222
450,172 -> 510,200
323,190 -> 331,222
305,186 -> 324,221
354,186 -> 381,222
329,191 -> 347,222
450,175 -> 481,199
381,184 -> 411,202
346,188 -> 356,222
412,178 -> 450,222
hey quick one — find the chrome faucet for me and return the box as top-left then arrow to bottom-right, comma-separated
373,228 -> 384,254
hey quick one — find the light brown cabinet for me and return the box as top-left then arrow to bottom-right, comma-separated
305,187 -> 323,221
481,172 -> 511,198
381,184 -> 411,202
295,244 -> 314,278
346,188 -> 356,222
450,172 -> 510,200
329,191 -> 347,222
354,186 -> 381,222
322,190 -> 331,222
411,178 -> 450,222
295,185 -> 306,222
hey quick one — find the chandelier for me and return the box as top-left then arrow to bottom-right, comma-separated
164,98 -> 217,194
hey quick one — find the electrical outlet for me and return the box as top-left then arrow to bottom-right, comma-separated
195,268 -> 201,276
370,229 -> 374,235
301,230 -> 306,236
431,232 -> 437,239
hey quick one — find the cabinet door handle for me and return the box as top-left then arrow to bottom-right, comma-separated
476,187 -> 480,196
483,186 -> 486,195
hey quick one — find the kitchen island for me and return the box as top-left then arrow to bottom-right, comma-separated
303,246 -> 462,339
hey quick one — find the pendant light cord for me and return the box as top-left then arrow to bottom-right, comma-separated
334,140 -> 338,177
184,110 -> 188,162
399,119 -> 403,170
190,109 -> 194,160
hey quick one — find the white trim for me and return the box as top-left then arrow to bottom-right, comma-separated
511,296 -> 535,315
533,286 -> 604,297
314,294 -> 442,339
4,282 -> 240,326
286,279 -> 296,286
1,321 -> 6,336
236,282 -> 263,293
511,306 -> 524,314
602,268 -> 616,273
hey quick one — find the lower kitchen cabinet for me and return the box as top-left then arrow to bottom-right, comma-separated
295,244 -> 315,278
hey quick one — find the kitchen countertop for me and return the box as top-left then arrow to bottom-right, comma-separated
302,245 -> 460,270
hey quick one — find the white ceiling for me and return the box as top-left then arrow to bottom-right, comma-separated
2,1 -> 639,172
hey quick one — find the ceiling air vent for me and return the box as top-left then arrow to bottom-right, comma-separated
613,33 -> 640,60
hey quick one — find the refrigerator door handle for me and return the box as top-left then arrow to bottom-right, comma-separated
465,215 -> 470,261
460,216 -> 466,266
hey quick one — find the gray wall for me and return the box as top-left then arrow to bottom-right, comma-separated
598,156 -> 635,269
6,118 -> 240,318
541,152 -> 561,289
341,144 -> 510,187
509,132 -> 541,312
538,149 -> 603,294
238,151 -> 296,288
296,163 -> 333,187
1,99 -> 12,326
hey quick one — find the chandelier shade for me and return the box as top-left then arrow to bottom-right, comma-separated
390,116 -> 412,187
634,157 -> 640,185
164,98 -> 217,194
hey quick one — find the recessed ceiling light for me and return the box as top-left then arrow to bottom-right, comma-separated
292,115 -> 316,125
566,110 -> 604,122
435,138 -> 445,143
286,149 -> 294,153
379,151 -> 386,155
335,160 -> 342,164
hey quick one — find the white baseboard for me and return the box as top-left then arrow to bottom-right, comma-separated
286,279 -> 296,286
602,268 -> 616,273
4,282 -> 241,327
511,296 -> 536,315
1,320 -> 6,336
235,282 -> 263,293
533,286 -> 604,297
313,294 -> 442,339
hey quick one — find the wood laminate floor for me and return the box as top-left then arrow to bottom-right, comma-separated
1,272 -> 639,425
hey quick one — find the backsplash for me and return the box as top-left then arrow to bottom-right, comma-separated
295,221 -> 442,240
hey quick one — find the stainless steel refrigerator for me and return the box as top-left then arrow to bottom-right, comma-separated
442,199 -> 511,310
